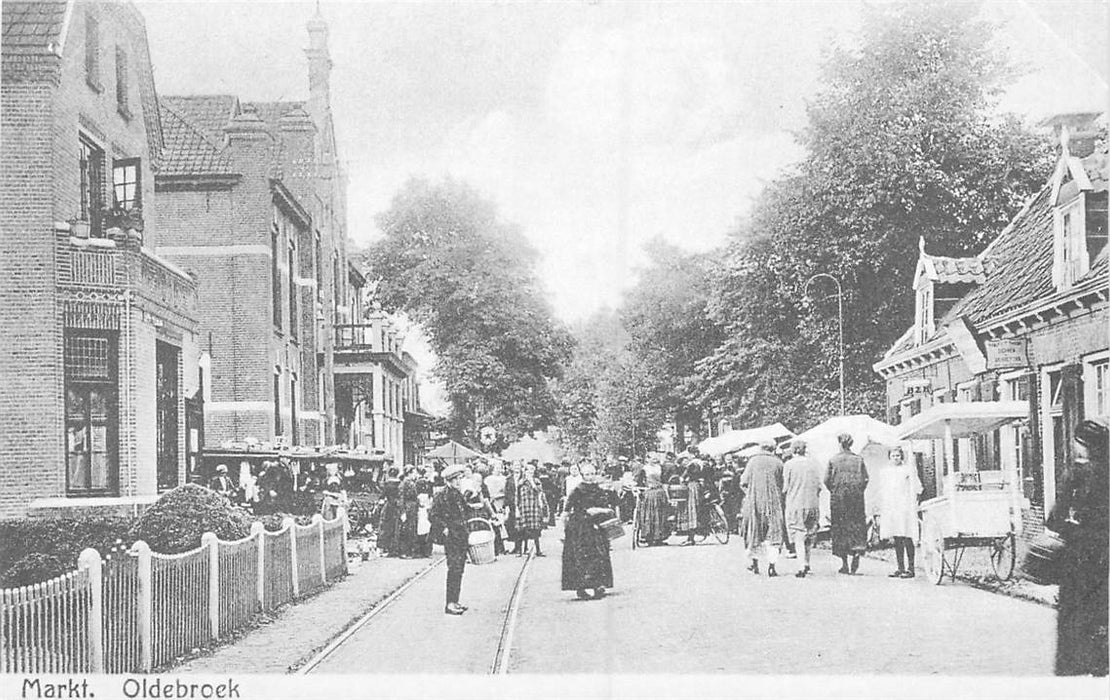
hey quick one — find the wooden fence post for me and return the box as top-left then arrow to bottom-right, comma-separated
284,517 -> 299,598
252,522 -> 265,611
130,541 -> 152,673
313,514 -> 326,584
201,533 -> 219,641
77,549 -> 104,673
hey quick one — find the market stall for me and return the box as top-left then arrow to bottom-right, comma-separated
896,400 -> 1028,584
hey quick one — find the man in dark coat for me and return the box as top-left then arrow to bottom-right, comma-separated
429,465 -> 471,615
826,433 -> 869,574
1050,418 -> 1108,676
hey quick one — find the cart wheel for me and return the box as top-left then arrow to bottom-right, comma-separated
710,505 -> 730,545
990,532 -> 1016,580
922,523 -> 945,585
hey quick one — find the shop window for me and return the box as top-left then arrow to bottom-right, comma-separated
65,332 -> 118,495
1085,356 -> 1109,420
156,341 -> 180,491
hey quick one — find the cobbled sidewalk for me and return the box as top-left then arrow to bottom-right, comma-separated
172,554 -> 442,674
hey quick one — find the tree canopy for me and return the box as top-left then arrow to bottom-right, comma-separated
366,178 -> 573,444
690,0 -> 1053,429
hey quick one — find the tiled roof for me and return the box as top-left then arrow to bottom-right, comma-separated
884,145 -> 1109,362
242,101 -> 307,133
924,255 -> 987,285
1,0 -> 67,59
157,103 -> 236,178
161,95 -> 239,145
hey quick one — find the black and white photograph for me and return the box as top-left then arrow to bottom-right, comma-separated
0,0 -> 1107,697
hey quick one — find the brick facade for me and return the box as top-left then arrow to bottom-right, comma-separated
0,1 -> 199,518
152,13 -> 352,455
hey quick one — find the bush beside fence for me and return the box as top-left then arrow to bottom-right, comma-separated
0,510 -> 347,673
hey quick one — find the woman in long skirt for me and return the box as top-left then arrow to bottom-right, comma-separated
377,467 -> 403,556
825,434 -> 869,574
562,464 -> 614,599
397,466 -> 420,558
513,462 -> 550,556
635,465 -> 672,545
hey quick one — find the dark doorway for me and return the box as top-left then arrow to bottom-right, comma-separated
156,341 -> 181,491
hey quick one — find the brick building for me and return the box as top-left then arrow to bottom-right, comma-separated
333,291 -> 429,465
150,11 -> 353,451
874,124 -> 1108,536
0,0 -> 200,518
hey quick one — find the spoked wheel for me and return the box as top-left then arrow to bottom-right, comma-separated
710,505 -> 730,544
922,522 -> 946,585
989,532 -> 1016,580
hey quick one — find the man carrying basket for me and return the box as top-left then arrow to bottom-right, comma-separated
430,465 -> 471,616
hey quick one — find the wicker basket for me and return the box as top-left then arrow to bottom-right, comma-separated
467,518 -> 496,565
598,517 -> 626,541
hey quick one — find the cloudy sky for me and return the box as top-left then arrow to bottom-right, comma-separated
137,0 -> 1107,324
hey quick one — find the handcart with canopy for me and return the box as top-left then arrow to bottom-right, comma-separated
896,401 -> 1028,585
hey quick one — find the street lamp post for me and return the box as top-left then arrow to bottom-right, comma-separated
804,273 -> 846,416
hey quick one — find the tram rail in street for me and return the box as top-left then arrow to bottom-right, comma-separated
299,552 -> 534,675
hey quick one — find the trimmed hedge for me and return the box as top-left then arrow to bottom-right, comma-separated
128,484 -> 253,554
0,515 -> 134,587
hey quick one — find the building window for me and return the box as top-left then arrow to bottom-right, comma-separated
273,369 -> 283,437
65,332 -> 118,495
115,47 -> 130,117
112,158 -> 141,211
271,223 -> 282,330
914,282 -> 934,344
1085,355 -> 1109,420
1053,191 -> 1107,292
85,10 -> 100,89
314,233 -> 323,302
288,242 -> 298,339
290,373 -> 299,445
79,136 -> 105,236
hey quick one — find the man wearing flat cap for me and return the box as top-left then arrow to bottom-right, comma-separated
430,464 -> 471,615
1049,418 -> 1108,675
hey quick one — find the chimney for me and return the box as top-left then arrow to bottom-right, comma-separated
224,106 -> 269,145
306,11 -> 332,118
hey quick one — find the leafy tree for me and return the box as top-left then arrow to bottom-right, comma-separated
620,238 -> 724,449
692,0 -> 1053,429
366,178 -> 573,443
554,311 -> 664,459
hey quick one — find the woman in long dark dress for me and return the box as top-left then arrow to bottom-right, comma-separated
377,467 -> 403,556
397,466 -> 420,558
1049,419 -> 1108,676
561,464 -> 614,600
825,433 -> 869,574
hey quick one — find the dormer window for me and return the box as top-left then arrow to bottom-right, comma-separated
1053,190 -> 1108,292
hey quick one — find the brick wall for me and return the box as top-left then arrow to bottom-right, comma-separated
0,82 -> 61,518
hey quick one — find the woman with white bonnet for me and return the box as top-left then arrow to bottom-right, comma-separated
876,445 -> 922,578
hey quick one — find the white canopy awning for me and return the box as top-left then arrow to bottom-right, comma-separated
896,401 -> 1028,440
698,423 -> 794,457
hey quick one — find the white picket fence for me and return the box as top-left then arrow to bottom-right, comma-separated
0,510 -> 348,673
